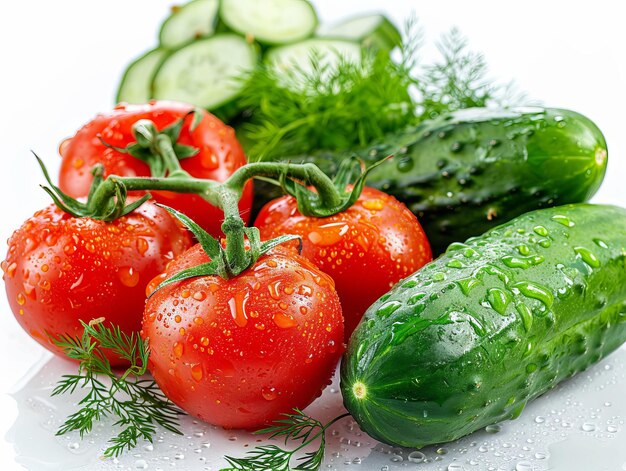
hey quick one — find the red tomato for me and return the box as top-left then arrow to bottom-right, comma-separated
142,245 -> 343,429
255,186 -> 432,339
2,201 -> 192,365
58,101 -> 252,237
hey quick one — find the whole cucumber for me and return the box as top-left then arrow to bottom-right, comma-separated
340,204 -> 626,448
257,107 -> 607,254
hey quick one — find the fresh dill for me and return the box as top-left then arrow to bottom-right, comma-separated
222,409 -> 349,471
237,19 -> 518,162
51,318 -> 183,457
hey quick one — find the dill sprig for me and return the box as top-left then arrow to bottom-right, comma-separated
222,409 -> 350,471
237,19 -> 519,162
51,318 -> 183,457
415,27 -> 497,119
239,47 -> 416,162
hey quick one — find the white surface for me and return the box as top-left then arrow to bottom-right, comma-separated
0,1 -> 624,470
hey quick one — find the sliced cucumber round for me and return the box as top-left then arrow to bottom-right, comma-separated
152,34 -> 257,110
317,14 -> 402,51
116,48 -> 166,104
219,0 -> 317,45
159,0 -> 219,49
265,38 -> 362,81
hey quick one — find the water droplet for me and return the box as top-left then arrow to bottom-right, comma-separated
607,425 -> 618,433
581,422 -> 596,431
447,259 -> 465,269
362,199 -> 385,211
377,300 -> 402,318
68,442 -> 79,450
135,459 -> 148,469
486,424 -> 501,433
516,302 -> 533,331
262,387 -> 277,401
136,238 -> 149,255
551,215 -> 574,227
534,416 -> 545,423
533,225 -> 548,237
534,452 -> 547,459
478,445 -> 488,453
191,364 -> 203,382
193,291 -> 207,301
228,291 -> 249,327
574,246 -> 600,268
448,464 -> 465,471
457,277 -> 481,295
513,281 -> 554,308
593,238 -> 609,249
173,342 -> 184,358
174,452 -> 184,460
390,454 -> 403,463
118,266 -> 140,287
487,288 -> 511,315
515,461 -> 533,471
270,310 -> 296,328
16,292 -> 26,306
406,450 -> 425,463
143,443 -> 154,451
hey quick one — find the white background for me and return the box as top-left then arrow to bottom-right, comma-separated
0,1 -> 624,470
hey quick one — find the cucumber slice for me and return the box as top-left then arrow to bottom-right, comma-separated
219,0 -> 317,45
159,0 -> 219,49
152,34 -> 257,110
317,14 -> 402,51
116,48 -> 166,104
265,38 -> 362,82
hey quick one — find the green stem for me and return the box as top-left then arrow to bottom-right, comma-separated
154,134 -> 189,178
225,162 -> 343,209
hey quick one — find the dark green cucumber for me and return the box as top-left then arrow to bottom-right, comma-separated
256,107 -> 607,254
340,203 -> 626,448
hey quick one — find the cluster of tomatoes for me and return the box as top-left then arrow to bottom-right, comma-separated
2,101 -> 432,429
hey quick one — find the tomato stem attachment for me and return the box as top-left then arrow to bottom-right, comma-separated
98,109 -> 203,178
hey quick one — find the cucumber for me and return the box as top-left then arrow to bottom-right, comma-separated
151,34 -> 257,110
341,203 -> 626,448
159,0 -> 219,49
265,38 -> 362,85
116,48 -> 166,104
263,107 -> 607,254
317,14 -> 402,51
219,0 -> 317,45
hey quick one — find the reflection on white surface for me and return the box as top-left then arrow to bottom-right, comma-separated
5,346 -> 625,471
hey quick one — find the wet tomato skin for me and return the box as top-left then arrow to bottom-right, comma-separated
2,201 -> 192,365
256,186 -> 432,340
142,245 -> 344,429
58,101 -> 253,237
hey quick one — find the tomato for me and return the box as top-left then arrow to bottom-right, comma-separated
2,201 -> 192,366
255,186 -> 432,339
141,245 -> 343,429
58,101 -> 253,237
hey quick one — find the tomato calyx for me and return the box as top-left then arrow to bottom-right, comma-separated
279,156 -> 390,217
36,154 -> 151,221
98,109 -> 204,178
151,204 -> 301,290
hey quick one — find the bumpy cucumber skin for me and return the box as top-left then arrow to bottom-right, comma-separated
340,204 -> 626,448
264,107 -> 607,254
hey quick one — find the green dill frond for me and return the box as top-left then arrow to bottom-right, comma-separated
51,320 -> 183,457
235,18 -> 524,162
222,409 -> 349,471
